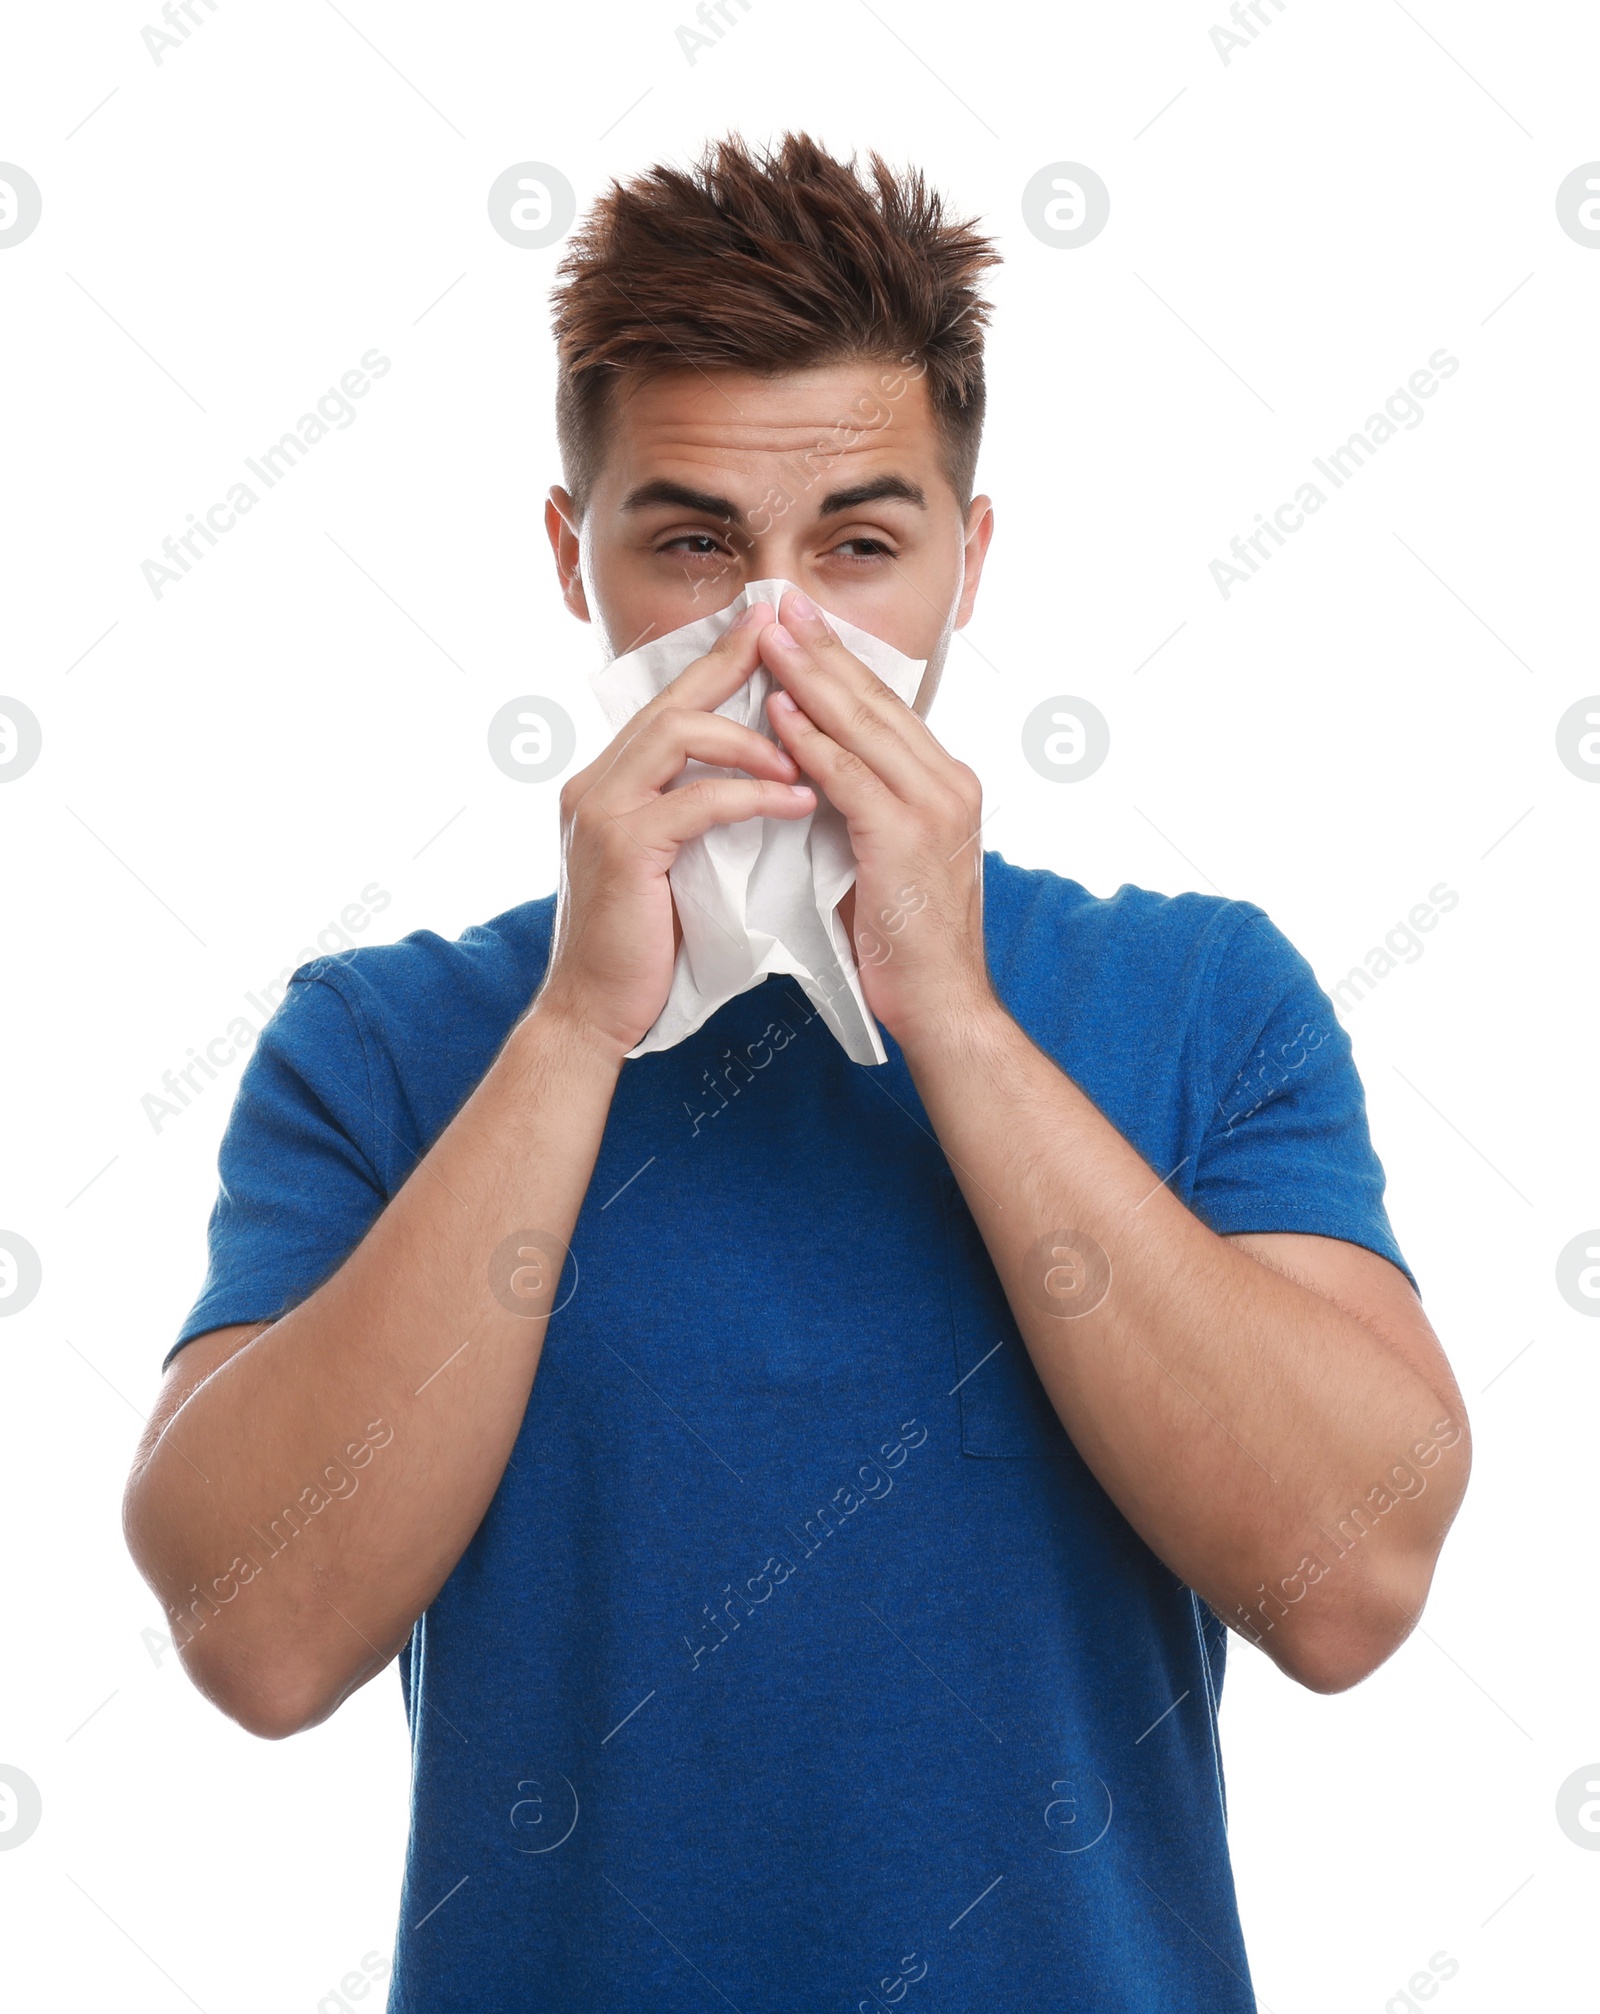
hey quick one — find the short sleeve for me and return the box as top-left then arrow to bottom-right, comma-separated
163,966 -> 390,1371
1189,908 -> 1419,1295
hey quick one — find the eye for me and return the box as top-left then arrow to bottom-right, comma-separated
827,538 -> 896,562
655,532 -> 731,559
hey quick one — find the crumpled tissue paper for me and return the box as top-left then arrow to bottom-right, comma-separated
586,578 -> 927,1067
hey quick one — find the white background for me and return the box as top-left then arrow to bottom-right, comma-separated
2,2 -> 1597,2008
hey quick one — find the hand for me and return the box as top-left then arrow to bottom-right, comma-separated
754,589 -> 998,1053
535,602 -> 815,1059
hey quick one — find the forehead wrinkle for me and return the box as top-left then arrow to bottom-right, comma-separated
631,411 -> 915,457
611,360 -> 935,479
619,427 -> 927,521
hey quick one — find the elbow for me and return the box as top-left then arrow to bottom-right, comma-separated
1273,1438 -> 1472,1695
239,1695 -> 340,1742
1268,1552 -> 1441,1695
1273,1623 -> 1403,1695
122,1475 -> 399,1740
125,1547 -> 336,1743
184,1620 -> 398,1740
185,1644 -> 339,1741
221,1691 -> 317,1743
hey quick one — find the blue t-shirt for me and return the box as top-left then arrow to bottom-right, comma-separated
168,853 -> 1415,2013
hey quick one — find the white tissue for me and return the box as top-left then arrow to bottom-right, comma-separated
586,578 -> 927,1067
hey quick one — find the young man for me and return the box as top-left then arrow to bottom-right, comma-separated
126,132 -> 1469,2010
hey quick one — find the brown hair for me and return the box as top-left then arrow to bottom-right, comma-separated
549,130 -> 1001,522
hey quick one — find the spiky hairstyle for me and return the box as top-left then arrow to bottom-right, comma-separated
549,130 -> 1002,521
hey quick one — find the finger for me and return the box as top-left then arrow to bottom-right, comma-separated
619,775 -> 815,853
648,599 -> 776,719
765,689 -> 896,826
596,706 -> 800,801
562,606 -> 778,811
762,594 -> 948,803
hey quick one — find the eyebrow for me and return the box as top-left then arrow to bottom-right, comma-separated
618,474 -> 928,523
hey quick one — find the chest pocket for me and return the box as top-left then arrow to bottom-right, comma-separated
940,1176 -> 1069,1458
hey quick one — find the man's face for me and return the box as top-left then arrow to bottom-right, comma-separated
545,359 -> 994,716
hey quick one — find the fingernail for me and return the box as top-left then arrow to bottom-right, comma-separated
770,623 -> 795,648
769,689 -> 798,713
788,783 -> 813,797
788,592 -> 815,621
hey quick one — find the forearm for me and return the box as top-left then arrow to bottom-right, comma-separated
902,1001 -> 1467,1684
125,998 -> 622,1735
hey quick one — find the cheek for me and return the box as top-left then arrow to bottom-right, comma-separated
807,528 -> 948,634
585,548 -> 717,657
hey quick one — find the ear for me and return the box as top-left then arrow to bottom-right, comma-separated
545,488 -> 591,623
953,495 -> 995,630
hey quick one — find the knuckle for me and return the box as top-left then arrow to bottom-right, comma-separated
933,780 -> 971,823
574,800 -> 610,843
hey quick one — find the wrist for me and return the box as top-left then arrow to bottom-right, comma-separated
512,984 -> 631,1079
891,982 -> 1016,1076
